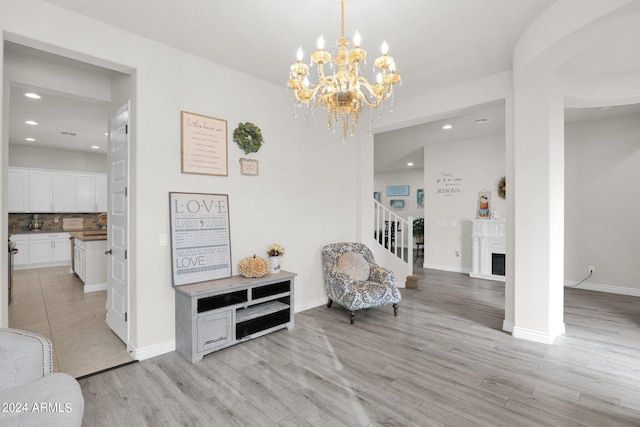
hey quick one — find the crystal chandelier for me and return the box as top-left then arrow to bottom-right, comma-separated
288,0 -> 401,141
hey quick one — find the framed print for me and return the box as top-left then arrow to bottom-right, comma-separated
390,199 -> 405,208
181,111 -> 228,176
477,190 -> 491,219
239,158 -> 259,176
387,185 -> 410,196
374,192 -> 381,202
417,189 -> 424,206
170,192 -> 232,286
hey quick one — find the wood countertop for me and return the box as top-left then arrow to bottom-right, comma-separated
68,231 -> 108,241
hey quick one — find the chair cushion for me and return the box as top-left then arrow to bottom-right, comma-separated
337,252 -> 370,281
341,281 -> 402,311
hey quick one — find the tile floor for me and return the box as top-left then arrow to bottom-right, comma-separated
8,266 -> 133,378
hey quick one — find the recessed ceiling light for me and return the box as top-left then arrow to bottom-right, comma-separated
25,137 -> 36,142
25,120 -> 38,126
24,92 -> 41,99
474,118 -> 490,124
91,146 -> 100,150
104,132 -> 109,136
442,124 -> 452,130
407,162 -> 414,167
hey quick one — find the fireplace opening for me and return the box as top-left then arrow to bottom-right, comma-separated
492,253 -> 505,276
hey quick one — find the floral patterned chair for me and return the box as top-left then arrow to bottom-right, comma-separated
321,242 -> 401,324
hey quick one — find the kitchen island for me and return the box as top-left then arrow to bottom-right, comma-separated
69,231 -> 107,292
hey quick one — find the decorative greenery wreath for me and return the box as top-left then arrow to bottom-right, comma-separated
233,122 -> 264,154
497,176 -> 506,200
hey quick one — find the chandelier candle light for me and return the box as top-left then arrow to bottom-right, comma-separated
288,0 -> 401,141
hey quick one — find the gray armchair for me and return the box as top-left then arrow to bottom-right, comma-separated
322,242 -> 401,324
0,328 -> 84,426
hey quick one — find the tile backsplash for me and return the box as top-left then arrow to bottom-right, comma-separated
9,212 -> 106,233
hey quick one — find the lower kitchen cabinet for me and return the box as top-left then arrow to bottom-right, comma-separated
11,235 -> 29,268
73,238 -> 107,292
14,233 -> 71,269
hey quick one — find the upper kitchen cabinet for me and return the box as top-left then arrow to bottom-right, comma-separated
76,173 -> 107,212
8,166 -> 106,213
52,172 -> 76,212
28,169 -> 52,212
8,168 -> 28,212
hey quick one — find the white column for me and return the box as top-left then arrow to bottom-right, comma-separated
503,94 -> 514,333
512,75 -> 565,343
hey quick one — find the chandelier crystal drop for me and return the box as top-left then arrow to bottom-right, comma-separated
288,0 -> 401,141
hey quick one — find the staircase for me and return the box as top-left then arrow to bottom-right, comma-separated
372,199 -> 413,287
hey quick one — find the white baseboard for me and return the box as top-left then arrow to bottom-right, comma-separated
295,296 -> 327,313
84,283 -> 107,293
513,323 -> 565,344
131,339 -> 175,361
502,320 -> 514,333
564,280 -> 640,297
423,263 -> 470,274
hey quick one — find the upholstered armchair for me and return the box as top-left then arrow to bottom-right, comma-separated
0,328 -> 84,426
321,242 -> 401,324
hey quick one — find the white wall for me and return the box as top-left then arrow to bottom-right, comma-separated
565,113 -> 640,291
9,145 -> 107,172
424,134 -> 506,272
0,0 -> 359,356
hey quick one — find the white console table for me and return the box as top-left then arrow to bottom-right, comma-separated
470,219 -> 506,282
175,271 -> 296,363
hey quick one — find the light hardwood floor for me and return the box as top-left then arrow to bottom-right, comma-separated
9,266 -> 133,378
78,267 -> 640,426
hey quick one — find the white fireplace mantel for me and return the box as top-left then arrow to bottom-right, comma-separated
470,219 -> 506,282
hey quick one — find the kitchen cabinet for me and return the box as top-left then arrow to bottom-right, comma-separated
10,235 -> 29,268
52,172 -> 76,212
8,167 -> 106,213
72,235 -> 107,292
28,233 -> 71,267
74,240 -> 85,283
95,175 -> 107,212
8,169 -> 28,212
28,170 -> 52,212
76,173 -> 107,212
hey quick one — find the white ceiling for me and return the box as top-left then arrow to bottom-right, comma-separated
42,0 -> 557,99
9,83 -> 111,154
7,0 -> 640,169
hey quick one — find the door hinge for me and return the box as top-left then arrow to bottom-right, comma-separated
125,250 -> 128,260
125,187 -> 128,197
125,312 -> 128,322
125,124 -> 128,134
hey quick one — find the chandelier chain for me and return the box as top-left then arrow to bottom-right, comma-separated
340,0 -> 345,37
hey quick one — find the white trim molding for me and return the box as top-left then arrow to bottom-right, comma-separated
513,324 -> 565,345
564,281 -> 640,297
424,263 -> 470,274
131,339 -> 175,361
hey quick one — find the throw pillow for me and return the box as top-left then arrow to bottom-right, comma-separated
337,251 -> 370,281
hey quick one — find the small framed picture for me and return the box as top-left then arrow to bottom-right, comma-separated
417,189 -> 424,206
239,158 -> 259,176
390,199 -> 405,208
374,192 -> 381,202
387,185 -> 410,196
477,190 -> 491,218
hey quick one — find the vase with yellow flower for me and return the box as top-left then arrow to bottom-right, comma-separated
267,244 -> 284,274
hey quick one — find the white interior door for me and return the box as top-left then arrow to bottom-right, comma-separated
106,102 -> 129,344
